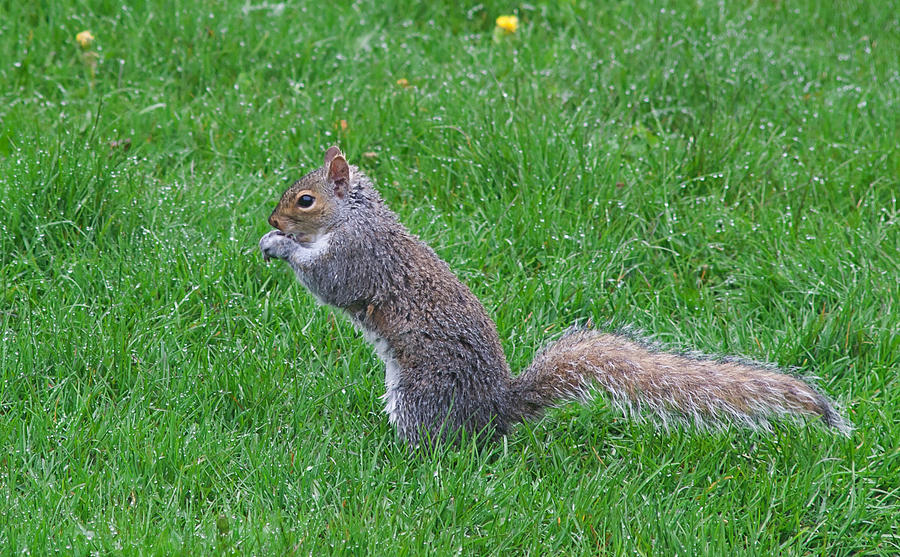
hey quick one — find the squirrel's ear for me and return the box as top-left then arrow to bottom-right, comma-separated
327,154 -> 351,199
323,145 -> 343,168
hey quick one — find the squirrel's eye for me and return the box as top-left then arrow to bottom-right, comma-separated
297,194 -> 315,208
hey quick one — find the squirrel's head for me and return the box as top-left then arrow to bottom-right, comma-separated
268,146 -> 351,244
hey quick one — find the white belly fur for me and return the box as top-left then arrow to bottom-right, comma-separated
360,328 -> 401,425
292,233 -> 332,305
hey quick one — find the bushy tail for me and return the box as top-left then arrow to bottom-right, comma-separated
508,329 -> 850,435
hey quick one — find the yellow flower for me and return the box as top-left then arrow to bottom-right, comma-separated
76,30 -> 94,48
495,15 -> 518,33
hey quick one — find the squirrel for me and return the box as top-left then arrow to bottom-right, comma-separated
259,146 -> 850,446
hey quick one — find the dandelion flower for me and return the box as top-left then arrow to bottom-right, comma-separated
495,15 -> 518,33
76,30 -> 94,48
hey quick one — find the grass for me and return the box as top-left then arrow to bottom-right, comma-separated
1,0 -> 898,553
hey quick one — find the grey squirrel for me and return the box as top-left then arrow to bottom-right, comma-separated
259,146 -> 850,446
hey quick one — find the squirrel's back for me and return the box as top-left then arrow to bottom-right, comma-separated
351,227 -> 517,444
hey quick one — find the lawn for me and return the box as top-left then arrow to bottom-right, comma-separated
1,0 -> 898,554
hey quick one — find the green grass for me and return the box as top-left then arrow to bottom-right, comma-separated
1,0 -> 898,553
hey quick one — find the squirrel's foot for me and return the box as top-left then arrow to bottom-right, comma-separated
259,230 -> 297,262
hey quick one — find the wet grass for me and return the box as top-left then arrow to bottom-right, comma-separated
1,0 -> 898,554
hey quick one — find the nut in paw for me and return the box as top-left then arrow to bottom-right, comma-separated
259,230 -> 295,262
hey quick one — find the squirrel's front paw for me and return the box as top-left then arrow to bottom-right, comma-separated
259,230 -> 296,262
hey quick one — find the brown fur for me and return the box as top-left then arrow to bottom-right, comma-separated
513,330 -> 848,433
